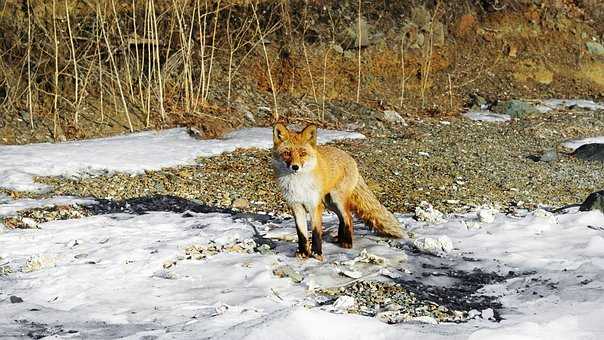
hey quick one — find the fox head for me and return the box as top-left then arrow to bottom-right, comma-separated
272,123 -> 317,174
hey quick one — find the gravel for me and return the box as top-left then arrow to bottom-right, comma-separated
21,108 -> 604,216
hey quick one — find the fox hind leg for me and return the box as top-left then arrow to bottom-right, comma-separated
329,192 -> 353,249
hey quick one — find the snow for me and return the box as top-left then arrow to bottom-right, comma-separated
464,98 -> 603,123
1,207 -> 603,339
0,127 -> 364,192
462,110 -> 511,122
536,99 -> 604,113
561,136 -> 604,151
2,127 -> 604,339
0,196 -> 96,217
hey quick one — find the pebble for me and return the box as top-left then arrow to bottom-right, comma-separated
10,296 -> 24,303
273,265 -> 303,283
415,201 -> 446,224
332,295 -> 356,311
413,236 -> 453,256
477,207 -> 497,223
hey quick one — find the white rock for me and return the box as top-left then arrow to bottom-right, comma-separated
462,220 -> 482,230
481,308 -> 495,320
379,268 -> 402,279
469,309 -> 481,319
477,207 -> 497,223
332,295 -> 356,311
21,217 -> 39,229
413,235 -> 453,256
415,201 -> 446,224
382,110 -> 406,124
341,270 -> 363,279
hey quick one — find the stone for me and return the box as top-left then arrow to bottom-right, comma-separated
573,144 -> 604,162
540,149 -> 559,162
415,201 -> 445,224
457,14 -> 477,36
580,191 -> 604,214
477,208 -> 496,223
413,236 -> 453,256
586,42 -> 604,57
534,68 -> 554,85
493,100 -> 540,118
382,110 -> 406,124
231,198 -> 250,210
10,296 -> 23,303
273,265 -> 303,283
244,111 -> 255,124
332,295 -> 356,311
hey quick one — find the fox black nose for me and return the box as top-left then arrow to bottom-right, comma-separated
291,164 -> 299,171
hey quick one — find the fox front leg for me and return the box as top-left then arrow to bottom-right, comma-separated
310,204 -> 325,261
291,204 -> 311,258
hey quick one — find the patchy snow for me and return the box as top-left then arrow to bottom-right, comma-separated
1,204 -> 603,339
561,136 -> 604,151
464,99 -> 603,123
462,110 -> 511,122
536,99 -> 604,113
2,125 -> 604,339
0,196 -> 96,217
0,127 -> 364,192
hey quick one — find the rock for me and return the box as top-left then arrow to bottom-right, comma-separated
481,308 -> 495,320
534,68 -> 554,85
573,143 -> 604,162
457,14 -> 477,36
411,6 -> 431,29
413,236 -> 453,256
415,201 -> 446,224
381,110 -> 406,124
492,100 -> 540,118
9,296 -> 23,303
540,149 -> 559,162
231,198 -> 250,210
586,42 -> 604,57
20,217 -> 39,229
470,94 -> 488,110
244,111 -> 255,124
433,21 -> 446,46
341,269 -> 363,279
331,43 -> 344,54
580,190 -> 604,214
332,295 -> 356,311
477,207 -> 496,223
273,265 -> 303,283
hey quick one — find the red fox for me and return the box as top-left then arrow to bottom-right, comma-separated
272,123 -> 407,260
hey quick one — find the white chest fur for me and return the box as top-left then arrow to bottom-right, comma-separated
277,172 -> 321,208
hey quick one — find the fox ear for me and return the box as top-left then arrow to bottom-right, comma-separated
273,123 -> 289,145
300,124 -> 317,146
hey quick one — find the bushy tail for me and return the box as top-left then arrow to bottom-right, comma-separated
349,177 -> 407,238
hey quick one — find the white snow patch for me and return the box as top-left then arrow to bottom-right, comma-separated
0,128 -> 364,192
561,136 -> 604,151
536,99 -> 604,113
463,110 -> 511,122
0,196 -> 96,217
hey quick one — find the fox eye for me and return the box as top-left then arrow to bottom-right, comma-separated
299,150 -> 307,157
282,150 -> 291,158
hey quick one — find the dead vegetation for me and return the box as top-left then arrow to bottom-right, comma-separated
0,0 -> 602,143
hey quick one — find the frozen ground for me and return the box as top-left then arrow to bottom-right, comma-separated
1,127 -> 603,340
